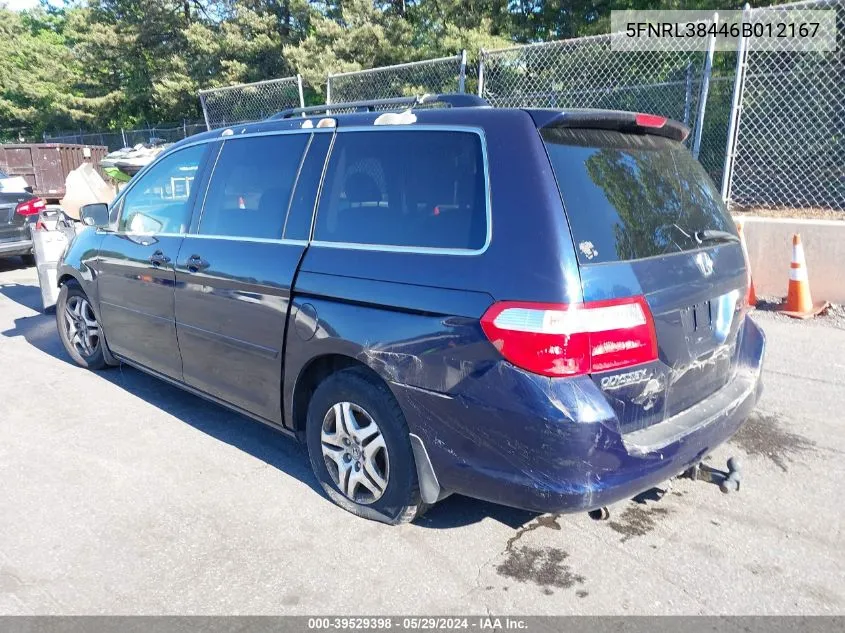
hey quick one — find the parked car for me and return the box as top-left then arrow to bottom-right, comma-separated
1,167 -> 45,265
56,95 -> 765,524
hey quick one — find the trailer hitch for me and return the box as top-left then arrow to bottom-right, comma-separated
684,456 -> 742,493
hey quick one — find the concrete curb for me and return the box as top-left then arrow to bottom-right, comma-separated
735,216 -> 845,304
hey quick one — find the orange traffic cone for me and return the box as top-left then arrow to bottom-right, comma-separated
779,233 -> 828,319
736,222 -> 757,308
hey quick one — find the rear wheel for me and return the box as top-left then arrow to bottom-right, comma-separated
56,283 -> 107,369
305,367 -> 426,525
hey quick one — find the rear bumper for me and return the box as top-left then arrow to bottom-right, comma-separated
0,239 -> 33,257
392,315 -> 765,514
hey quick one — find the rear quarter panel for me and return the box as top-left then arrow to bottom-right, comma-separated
283,271 -> 498,423
283,110 -> 587,430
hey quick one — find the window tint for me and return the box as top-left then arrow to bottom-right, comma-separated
284,133 -> 331,241
118,145 -> 205,235
199,134 -> 308,239
542,128 -> 735,265
313,131 -> 487,250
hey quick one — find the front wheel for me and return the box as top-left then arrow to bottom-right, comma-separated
56,283 -> 108,369
305,368 -> 426,525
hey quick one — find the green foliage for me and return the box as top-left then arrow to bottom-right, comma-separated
0,0 -> 755,139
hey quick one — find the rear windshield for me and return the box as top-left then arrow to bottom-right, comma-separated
542,127 -> 734,265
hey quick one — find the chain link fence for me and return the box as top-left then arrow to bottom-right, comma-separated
723,0 -> 845,211
478,26 -> 715,153
326,53 -> 467,104
44,121 -> 208,152
26,0 -> 845,213
199,75 -> 305,130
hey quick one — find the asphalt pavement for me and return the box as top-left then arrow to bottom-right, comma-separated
0,258 -> 842,615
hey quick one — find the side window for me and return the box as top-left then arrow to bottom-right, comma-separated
118,145 -> 205,234
198,134 -> 308,240
284,133 -> 332,241
313,131 -> 487,250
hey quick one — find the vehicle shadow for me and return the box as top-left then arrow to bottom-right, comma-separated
0,257 -> 32,273
1,280 -> 536,530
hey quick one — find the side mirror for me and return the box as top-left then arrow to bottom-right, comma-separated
80,203 -> 109,227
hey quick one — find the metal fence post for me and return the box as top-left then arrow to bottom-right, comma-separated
683,63 -> 693,126
458,50 -> 467,93
477,49 -> 485,98
721,3 -> 752,202
297,74 -> 305,108
691,12 -> 718,159
326,75 -> 333,105
199,92 -> 211,131
121,128 -> 127,147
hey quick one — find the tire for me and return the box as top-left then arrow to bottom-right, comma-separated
56,282 -> 108,370
20,254 -> 35,267
305,367 -> 426,525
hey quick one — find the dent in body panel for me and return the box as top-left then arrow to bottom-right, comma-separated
579,246 -> 748,435
389,315 -> 764,513
396,360 -> 619,494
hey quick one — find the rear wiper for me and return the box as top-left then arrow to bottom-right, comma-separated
695,229 -> 740,245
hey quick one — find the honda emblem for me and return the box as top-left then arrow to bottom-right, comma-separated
695,252 -> 714,277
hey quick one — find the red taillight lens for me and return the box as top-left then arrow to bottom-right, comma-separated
480,296 -> 658,377
635,113 -> 667,128
15,198 -> 46,217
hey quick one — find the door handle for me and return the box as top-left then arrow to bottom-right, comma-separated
148,250 -> 171,267
186,254 -> 210,273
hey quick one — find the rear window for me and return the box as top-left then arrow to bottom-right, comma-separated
542,128 -> 734,265
313,130 -> 487,251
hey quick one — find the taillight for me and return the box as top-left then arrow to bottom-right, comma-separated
480,296 -> 658,377
635,113 -> 667,128
15,198 -> 46,217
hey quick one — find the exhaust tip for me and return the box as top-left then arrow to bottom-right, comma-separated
588,507 -> 610,521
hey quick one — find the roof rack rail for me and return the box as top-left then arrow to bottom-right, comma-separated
269,93 -> 489,120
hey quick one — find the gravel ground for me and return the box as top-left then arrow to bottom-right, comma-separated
753,298 -> 845,330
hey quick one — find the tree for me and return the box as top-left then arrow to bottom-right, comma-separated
0,6 -> 86,139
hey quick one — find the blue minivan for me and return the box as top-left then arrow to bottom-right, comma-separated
57,95 -> 765,524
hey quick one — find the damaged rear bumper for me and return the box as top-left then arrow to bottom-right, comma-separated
391,315 -> 765,514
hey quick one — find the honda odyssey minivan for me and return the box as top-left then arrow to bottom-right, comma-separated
57,94 -> 765,524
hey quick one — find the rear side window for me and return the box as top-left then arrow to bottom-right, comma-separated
313,130 -> 487,250
199,134 -> 308,240
542,128 -> 734,265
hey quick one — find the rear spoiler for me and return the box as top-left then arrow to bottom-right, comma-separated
531,109 -> 690,142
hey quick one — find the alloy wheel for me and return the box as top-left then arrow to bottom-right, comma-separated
320,402 -> 390,504
64,295 -> 100,358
